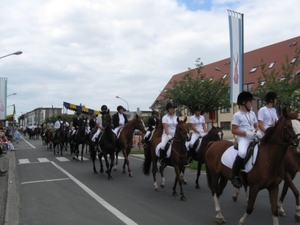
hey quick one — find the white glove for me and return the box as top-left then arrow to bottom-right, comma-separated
167,134 -> 172,140
256,131 -> 263,139
200,132 -> 207,138
245,131 -> 255,139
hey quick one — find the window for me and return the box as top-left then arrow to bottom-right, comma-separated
250,66 -> 258,73
268,61 -> 276,69
222,74 -> 227,79
291,56 -> 298,64
257,99 -> 263,109
220,107 -> 230,113
243,83 -> 253,91
220,122 -> 231,130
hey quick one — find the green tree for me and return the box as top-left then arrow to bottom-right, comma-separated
164,58 -> 231,114
254,48 -> 300,115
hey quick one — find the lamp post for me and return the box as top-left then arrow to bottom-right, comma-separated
7,93 -> 17,97
116,96 -> 129,111
0,51 -> 23,59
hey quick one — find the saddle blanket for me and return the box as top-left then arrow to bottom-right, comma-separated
221,144 -> 259,173
155,142 -> 172,158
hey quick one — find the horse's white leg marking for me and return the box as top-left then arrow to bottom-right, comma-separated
278,200 -> 285,216
296,205 -> 300,218
272,215 -> 279,225
161,177 -> 165,187
213,194 -> 225,221
239,213 -> 248,225
154,181 -> 158,190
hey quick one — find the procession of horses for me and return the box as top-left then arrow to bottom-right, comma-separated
21,108 -> 300,225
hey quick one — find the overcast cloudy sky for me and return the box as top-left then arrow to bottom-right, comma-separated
1,0 -> 299,117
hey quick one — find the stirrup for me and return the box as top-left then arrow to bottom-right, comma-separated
159,159 -> 166,167
232,176 -> 242,188
186,157 -> 193,165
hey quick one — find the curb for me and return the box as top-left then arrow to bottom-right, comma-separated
4,151 -> 19,225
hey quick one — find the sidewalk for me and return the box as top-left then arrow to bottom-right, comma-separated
0,151 -> 9,224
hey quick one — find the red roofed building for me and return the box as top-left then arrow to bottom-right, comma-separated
151,36 -> 300,139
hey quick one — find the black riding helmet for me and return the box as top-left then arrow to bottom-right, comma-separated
101,105 -> 108,111
237,91 -> 254,105
264,91 -> 277,103
117,105 -> 125,112
166,102 -> 176,111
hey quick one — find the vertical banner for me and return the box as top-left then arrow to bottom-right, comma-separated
228,9 -> 244,103
0,77 -> 7,120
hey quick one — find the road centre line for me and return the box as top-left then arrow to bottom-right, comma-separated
51,161 -> 138,225
21,178 -> 70,185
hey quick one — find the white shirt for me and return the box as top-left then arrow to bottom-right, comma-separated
54,120 -> 61,129
118,113 -> 125,126
96,115 -> 103,127
258,106 -> 278,131
190,114 -> 206,133
162,114 -> 178,136
232,110 -> 258,133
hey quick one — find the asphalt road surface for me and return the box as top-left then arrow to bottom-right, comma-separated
5,135 -> 299,225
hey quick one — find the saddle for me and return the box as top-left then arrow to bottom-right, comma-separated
234,141 -> 258,166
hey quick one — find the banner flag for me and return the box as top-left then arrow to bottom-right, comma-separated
228,9 -> 244,103
0,77 -> 7,120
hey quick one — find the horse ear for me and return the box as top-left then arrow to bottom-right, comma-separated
282,107 -> 288,118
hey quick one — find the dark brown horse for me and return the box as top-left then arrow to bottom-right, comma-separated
115,114 -> 146,177
142,117 -> 190,201
205,108 -> 300,224
44,129 -> 54,151
191,126 -> 224,189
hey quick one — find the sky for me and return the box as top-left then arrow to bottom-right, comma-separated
1,0 -> 300,118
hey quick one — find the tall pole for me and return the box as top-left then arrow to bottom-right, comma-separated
116,96 -> 130,111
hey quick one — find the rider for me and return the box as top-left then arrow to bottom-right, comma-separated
144,110 -> 160,144
89,114 -> 97,131
91,105 -> 109,142
258,91 -> 278,136
112,105 -> 128,135
187,105 -> 208,163
231,91 -> 260,188
159,102 -> 178,166
72,111 -> 83,141
53,116 -> 63,138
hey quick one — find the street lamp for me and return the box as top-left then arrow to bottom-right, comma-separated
0,51 -> 23,59
7,93 -> 17,97
116,96 -> 129,111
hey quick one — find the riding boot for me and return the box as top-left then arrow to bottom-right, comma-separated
186,148 -> 193,165
231,155 -> 244,188
159,148 -> 166,166
143,137 -> 149,149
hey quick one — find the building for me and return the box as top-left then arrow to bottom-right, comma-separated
151,36 -> 300,139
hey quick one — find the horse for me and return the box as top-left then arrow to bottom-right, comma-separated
142,117 -> 190,201
44,129 -> 54,151
204,108 -> 300,225
74,117 -> 89,161
193,126 -> 223,189
115,114 -> 146,177
143,118 -> 163,159
53,125 -> 68,155
90,112 -> 117,179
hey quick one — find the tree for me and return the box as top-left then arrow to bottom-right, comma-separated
164,58 -> 231,114
254,48 -> 300,115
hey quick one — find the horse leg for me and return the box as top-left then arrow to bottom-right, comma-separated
114,151 -> 119,171
151,160 -> 160,191
99,153 -> 104,173
104,154 -> 113,180
239,186 -> 260,225
81,144 -> 84,161
122,149 -> 133,177
195,161 -> 202,189
159,165 -> 166,188
108,152 -> 114,180
180,167 -> 187,185
90,148 -> 97,173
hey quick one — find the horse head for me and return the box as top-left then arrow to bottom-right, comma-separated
102,112 -> 111,128
207,126 -> 224,141
175,117 -> 189,142
135,114 -> 147,134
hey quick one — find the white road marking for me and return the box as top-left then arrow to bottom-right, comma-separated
19,159 -> 30,164
56,157 -> 70,162
38,158 -> 50,162
20,136 -> 36,148
20,178 -> 70,185
51,161 -> 138,225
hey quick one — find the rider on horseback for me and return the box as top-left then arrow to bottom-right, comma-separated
231,91 -> 260,188
53,116 -> 63,139
72,111 -> 83,142
187,105 -> 208,163
112,105 -> 128,135
159,102 -> 177,166
91,105 -> 109,142
144,110 -> 159,145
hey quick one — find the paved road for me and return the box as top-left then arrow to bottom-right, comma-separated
1,135 -> 299,225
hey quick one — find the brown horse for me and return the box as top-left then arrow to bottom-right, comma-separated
142,117 -> 190,201
44,129 -> 54,151
115,114 -> 146,177
205,108 -> 300,224
193,126 -> 224,189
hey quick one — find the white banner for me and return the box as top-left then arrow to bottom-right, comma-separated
228,10 -> 244,103
0,77 -> 7,120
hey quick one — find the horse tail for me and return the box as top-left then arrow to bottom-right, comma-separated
204,141 -> 214,190
142,146 -> 152,176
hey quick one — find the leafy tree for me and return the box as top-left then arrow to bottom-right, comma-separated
164,58 -> 231,114
254,48 -> 300,115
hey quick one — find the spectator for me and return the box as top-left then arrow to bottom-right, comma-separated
13,129 -> 21,144
2,133 -> 15,151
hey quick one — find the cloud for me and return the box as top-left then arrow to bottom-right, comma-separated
1,0 -> 300,117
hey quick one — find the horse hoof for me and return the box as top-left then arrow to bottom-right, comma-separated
278,211 -> 286,217
155,188 -> 160,192
215,217 -> 227,224
180,196 -> 186,201
160,185 -> 165,189
129,173 -> 133,177
232,196 -> 237,202
195,185 -> 200,189
183,179 -> 187,185
173,192 -> 178,196
294,214 -> 300,221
